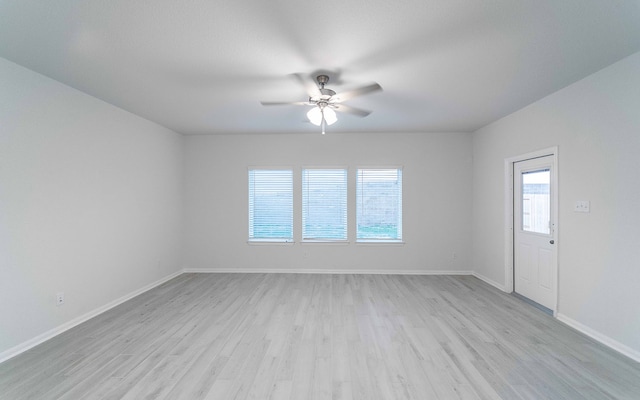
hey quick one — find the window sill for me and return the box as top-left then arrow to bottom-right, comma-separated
301,240 -> 350,245
356,240 -> 405,245
247,239 -> 295,245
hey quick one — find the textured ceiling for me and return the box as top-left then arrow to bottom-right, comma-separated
1,0 -> 639,135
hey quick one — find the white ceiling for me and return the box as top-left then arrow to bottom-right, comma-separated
1,0 -> 639,135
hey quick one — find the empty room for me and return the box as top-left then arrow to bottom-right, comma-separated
1,1 -> 640,399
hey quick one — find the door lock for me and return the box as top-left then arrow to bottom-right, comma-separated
549,240 -> 555,244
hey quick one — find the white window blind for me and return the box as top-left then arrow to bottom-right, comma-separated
356,168 -> 403,241
302,169 -> 347,240
248,169 -> 293,241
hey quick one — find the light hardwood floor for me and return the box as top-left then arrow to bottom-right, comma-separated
1,273 -> 639,399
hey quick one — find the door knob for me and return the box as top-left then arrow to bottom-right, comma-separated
550,240 -> 555,244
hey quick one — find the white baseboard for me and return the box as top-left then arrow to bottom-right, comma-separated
556,313 -> 640,363
0,269 -> 182,364
472,272 -> 507,292
182,267 -> 474,275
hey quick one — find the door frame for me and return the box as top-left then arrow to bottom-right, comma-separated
504,146 -> 559,315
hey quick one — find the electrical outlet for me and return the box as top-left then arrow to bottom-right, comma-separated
56,292 -> 64,306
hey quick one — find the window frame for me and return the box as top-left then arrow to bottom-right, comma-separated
301,167 -> 349,243
247,167 -> 294,244
355,167 -> 404,244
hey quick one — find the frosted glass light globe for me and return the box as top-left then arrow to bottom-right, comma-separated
307,106 -> 338,126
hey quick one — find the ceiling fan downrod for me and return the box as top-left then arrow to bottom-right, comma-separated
315,75 -> 336,99
317,74 -> 329,88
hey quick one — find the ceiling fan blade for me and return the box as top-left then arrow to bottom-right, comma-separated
260,101 -> 311,106
293,73 -> 321,98
331,104 -> 372,117
331,83 -> 382,103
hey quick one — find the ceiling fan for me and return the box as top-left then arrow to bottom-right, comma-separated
261,74 -> 382,134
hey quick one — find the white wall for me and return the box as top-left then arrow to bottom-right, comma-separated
472,52 -> 640,357
184,132 -> 472,273
0,58 -> 184,357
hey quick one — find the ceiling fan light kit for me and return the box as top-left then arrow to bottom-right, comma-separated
261,73 -> 382,134
307,106 -> 337,126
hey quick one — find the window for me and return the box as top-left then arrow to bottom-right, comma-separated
356,168 -> 403,241
302,169 -> 347,241
248,169 -> 293,242
521,169 -> 550,234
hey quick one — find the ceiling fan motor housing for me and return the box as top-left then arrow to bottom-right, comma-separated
319,88 -> 336,97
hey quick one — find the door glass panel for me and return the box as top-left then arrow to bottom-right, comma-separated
521,169 -> 550,234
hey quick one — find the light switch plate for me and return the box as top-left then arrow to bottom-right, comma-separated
574,200 -> 590,213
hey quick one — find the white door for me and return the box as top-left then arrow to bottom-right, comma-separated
514,155 -> 556,310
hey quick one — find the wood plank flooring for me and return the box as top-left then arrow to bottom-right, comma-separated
1,273 -> 639,399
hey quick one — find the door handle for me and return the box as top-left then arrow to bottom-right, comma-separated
550,240 -> 555,244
